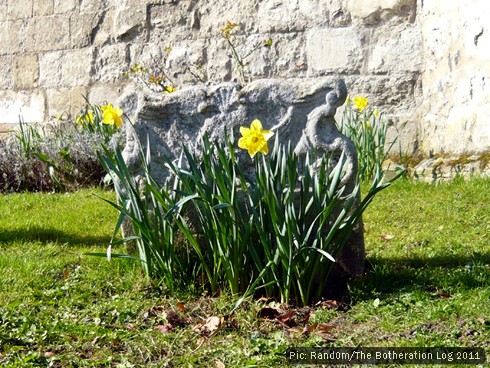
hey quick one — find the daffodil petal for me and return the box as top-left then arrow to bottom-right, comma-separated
263,131 -> 274,140
250,119 -> 263,131
240,126 -> 250,136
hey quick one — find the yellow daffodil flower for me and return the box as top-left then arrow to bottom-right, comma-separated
374,108 -> 380,118
165,85 -> 176,93
238,119 -> 274,158
353,96 -> 368,112
101,104 -> 124,127
76,111 -> 94,125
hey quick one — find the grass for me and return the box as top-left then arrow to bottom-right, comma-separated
0,179 -> 489,367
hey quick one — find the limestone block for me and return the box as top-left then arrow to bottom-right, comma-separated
13,54 -> 39,90
0,56 -> 13,90
0,20 -> 24,55
94,44 -> 129,83
70,12 -> 102,48
39,51 -> 63,88
197,1 -> 259,36
165,40 -> 207,84
368,26 -> 422,73
257,0 -> 328,33
454,3 -> 490,62
46,86 -> 89,120
149,2 -> 191,30
306,27 -> 363,73
53,0 -> 78,13
114,0 -> 146,41
25,16 -> 70,52
347,0 -> 416,24
61,48 -> 93,87
46,88 -> 71,120
7,0 -> 33,20
232,35 -> 274,80
40,49 -> 93,88
0,90 -> 45,124
421,16 -> 451,65
272,33 -> 307,78
88,84 -> 121,106
0,22 -> 9,55
80,0 -> 105,13
329,6 -> 352,28
443,105 -> 490,155
413,155 -> 490,183
33,0 -> 54,16
0,2 -> 6,22
205,39 -> 233,83
92,9 -> 115,47
69,86 -> 90,116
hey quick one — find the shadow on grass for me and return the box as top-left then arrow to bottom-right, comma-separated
350,252 -> 490,299
0,226 -> 113,247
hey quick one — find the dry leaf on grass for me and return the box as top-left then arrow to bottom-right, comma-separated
194,316 -> 223,336
436,291 -> 451,298
155,324 -> 174,334
258,306 -> 282,319
166,310 -> 188,326
314,299 -> 349,311
379,234 -> 395,240
126,323 -> 137,331
215,360 -> 226,368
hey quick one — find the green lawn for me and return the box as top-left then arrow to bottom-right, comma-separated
0,179 -> 489,367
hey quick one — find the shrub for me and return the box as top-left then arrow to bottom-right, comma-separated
0,102 -> 124,193
96,121 -> 402,306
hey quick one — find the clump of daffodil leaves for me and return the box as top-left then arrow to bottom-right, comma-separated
339,95 -> 399,182
75,101 -> 125,144
95,117 -> 401,308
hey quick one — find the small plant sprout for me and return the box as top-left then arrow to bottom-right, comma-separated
124,59 -> 176,94
222,20 -> 273,85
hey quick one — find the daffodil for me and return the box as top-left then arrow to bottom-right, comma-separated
353,96 -> 368,112
238,119 -> 274,158
165,85 -> 176,93
373,108 -> 380,118
101,104 -> 124,127
76,111 -> 94,125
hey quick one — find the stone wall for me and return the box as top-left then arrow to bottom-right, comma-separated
1,0 -> 489,162
419,0 -> 490,156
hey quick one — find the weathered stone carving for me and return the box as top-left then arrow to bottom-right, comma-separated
118,77 -> 364,284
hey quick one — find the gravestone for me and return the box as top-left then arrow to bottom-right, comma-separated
118,77 -> 365,288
